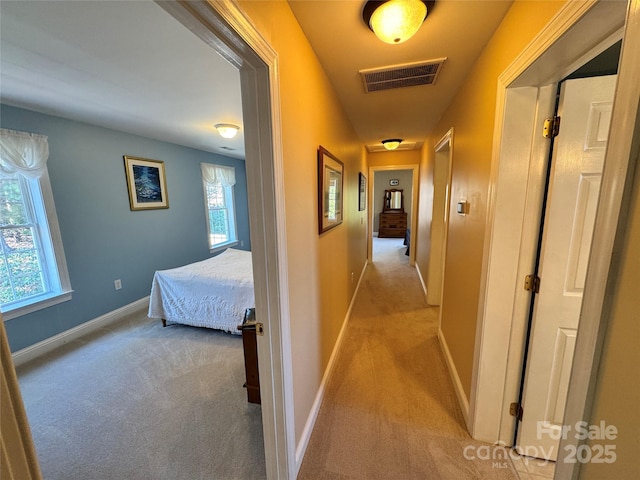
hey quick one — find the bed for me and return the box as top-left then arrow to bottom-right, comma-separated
148,248 -> 254,334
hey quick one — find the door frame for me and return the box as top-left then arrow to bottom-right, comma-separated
367,164 -> 419,265
426,129 -> 454,306
557,2 -> 640,477
469,1 -> 638,475
156,1 -> 295,478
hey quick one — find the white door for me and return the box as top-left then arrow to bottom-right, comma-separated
517,75 -> 617,461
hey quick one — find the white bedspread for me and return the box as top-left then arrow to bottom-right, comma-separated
148,248 -> 254,333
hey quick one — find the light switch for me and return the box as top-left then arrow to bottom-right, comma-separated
457,201 -> 469,215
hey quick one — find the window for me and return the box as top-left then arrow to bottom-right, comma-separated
201,163 -> 238,251
0,129 -> 71,319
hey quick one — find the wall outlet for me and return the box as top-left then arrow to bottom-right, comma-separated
114,279 -> 122,290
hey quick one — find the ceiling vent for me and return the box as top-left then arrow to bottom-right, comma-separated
359,58 -> 446,93
366,141 -> 418,153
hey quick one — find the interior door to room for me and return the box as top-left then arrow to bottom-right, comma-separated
516,75 -> 617,461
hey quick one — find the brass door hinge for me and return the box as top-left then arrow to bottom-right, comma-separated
510,402 -> 523,421
524,274 -> 541,293
543,116 -> 561,138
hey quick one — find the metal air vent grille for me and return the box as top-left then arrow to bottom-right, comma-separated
360,58 -> 446,93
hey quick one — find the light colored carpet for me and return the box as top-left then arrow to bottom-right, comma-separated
297,237 -> 520,479
16,314 -> 266,480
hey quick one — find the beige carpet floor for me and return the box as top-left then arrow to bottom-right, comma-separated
297,237 -> 520,479
16,314 -> 265,479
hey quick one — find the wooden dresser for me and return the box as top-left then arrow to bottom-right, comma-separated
378,188 -> 407,238
379,211 -> 407,238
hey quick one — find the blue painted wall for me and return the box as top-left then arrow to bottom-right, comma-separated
1,104 -> 250,352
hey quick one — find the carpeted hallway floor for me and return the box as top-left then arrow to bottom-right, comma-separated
17,237 -> 524,479
297,237 -> 520,479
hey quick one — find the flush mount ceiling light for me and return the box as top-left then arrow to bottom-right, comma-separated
382,139 -> 402,150
363,0 -> 435,44
214,123 -> 240,139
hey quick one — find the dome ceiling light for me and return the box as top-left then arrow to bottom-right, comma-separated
214,123 -> 240,139
362,0 -> 435,44
382,139 -> 402,150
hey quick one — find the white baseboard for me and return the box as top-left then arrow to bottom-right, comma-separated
437,327 -> 471,430
415,262 -> 428,300
11,297 -> 150,367
294,260 -> 369,473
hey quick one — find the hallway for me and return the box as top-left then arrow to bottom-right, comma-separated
297,237 -> 520,479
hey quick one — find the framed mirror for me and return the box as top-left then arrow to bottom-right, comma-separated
383,189 -> 403,212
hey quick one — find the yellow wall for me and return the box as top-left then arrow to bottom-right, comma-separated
368,149 -> 420,167
368,150 -> 420,233
580,157 -> 640,479
239,1 -> 639,474
237,0 -> 368,444
416,1 -> 566,398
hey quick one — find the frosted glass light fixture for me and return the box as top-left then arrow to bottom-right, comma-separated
382,139 -> 402,150
214,123 -> 240,139
363,0 -> 433,44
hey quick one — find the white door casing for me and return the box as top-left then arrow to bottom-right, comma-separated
517,75 -> 617,461
155,1 -> 295,478
427,129 -> 453,306
469,0 -> 628,451
367,164 -> 419,265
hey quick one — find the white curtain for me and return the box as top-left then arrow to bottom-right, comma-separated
0,128 -> 49,179
201,163 -> 236,187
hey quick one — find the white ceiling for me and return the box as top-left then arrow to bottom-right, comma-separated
0,0 -> 245,158
288,0 -> 513,150
0,0 -> 514,157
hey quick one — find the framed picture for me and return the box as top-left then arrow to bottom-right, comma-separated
318,146 -> 343,234
358,172 -> 367,211
123,155 -> 169,210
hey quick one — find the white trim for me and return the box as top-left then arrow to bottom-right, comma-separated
470,0 -> 631,467
427,128 -> 454,308
209,240 -> 239,254
1,170 -> 73,321
557,2 -> 640,478
294,260 -> 368,473
438,327 -> 470,427
367,164 -> 419,265
11,297 -> 149,367
155,2 -> 295,478
2,290 -> 73,321
504,0 -> 599,87
415,262 -> 428,300
470,84 -> 556,444
40,170 -> 72,296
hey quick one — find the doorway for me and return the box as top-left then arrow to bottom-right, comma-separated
368,164 -> 419,265
372,169 -> 412,263
468,0 -> 629,466
426,129 -> 453,306
157,2 -> 294,478
516,71 -> 618,462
